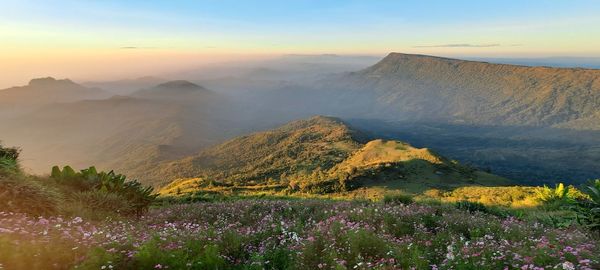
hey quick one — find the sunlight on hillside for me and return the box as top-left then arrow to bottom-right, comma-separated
2,1 -> 600,269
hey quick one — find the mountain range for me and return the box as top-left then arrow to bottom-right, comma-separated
1,53 -> 599,185
0,78 -> 247,175
259,53 -> 600,130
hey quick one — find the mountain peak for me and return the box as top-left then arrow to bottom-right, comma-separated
28,77 -> 76,87
279,115 -> 365,141
375,52 -> 465,67
155,80 -> 204,90
131,80 -> 213,101
303,115 -> 344,125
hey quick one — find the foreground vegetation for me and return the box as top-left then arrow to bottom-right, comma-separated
1,199 -> 599,270
3,142 -> 600,269
0,143 -> 156,219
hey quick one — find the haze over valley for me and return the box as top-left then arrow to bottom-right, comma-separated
2,53 -> 599,186
2,1 -> 600,269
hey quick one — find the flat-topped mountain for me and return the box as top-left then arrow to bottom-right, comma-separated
155,116 -> 510,194
0,77 -> 109,110
313,53 -> 600,130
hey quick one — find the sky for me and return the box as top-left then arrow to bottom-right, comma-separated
1,0 -> 600,87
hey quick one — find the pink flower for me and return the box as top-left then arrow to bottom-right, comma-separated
154,264 -> 163,269
37,218 -> 49,226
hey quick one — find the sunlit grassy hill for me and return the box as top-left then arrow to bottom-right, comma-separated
156,116 -> 512,197
151,115 -> 365,187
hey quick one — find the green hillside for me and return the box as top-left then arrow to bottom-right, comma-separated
156,116 -> 512,196
152,116 -> 365,186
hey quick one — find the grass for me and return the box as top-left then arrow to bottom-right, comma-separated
1,199 -> 599,269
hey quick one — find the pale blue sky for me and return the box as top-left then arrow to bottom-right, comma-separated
1,0 -> 600,86
2,0 -> 600,55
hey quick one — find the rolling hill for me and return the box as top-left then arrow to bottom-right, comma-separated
132,80 -> 215,102
0,80 -> 246,176
156,116 -> 511,195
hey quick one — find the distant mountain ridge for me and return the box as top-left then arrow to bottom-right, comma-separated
0,80 -> 243,175
132,80 -> 215,102
83,76 -> 167,95
283,53 -> 599,130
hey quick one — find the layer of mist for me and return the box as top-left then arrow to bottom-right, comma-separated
1,53 -> 599,185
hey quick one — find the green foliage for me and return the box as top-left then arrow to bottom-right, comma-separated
51,166 -> 157,216
573,180 -> 600,233
0,157 -> 19,174
0,176 -> 62,215
427,186 -> 540,208
455,200 -> 488,213
62,190 -> 134,218
346,229 -> 389,265
536,183 -> 579,210
150,116 -> 363,187
0,144 -> 20,175
0,144 -> 20,161
383,193 -> 414,205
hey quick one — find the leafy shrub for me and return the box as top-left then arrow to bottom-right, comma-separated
383,213 -> 415,237
0,144 -> 20,175
62,190 -> 134,218
0,144 -> 20,161
536,183 -> 583,210
0,176 -> 62,215
383,193 -> 414,205
573,180 -> 600,234
346,229 -> 389,265
299,233 -> 334,269
455,200 -> 488,213
51,166 -> 157,216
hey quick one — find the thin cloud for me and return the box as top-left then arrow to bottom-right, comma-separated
413,43 -> 501,48
120,46 -> 157,49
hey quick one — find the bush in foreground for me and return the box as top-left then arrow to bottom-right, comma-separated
0,143 -> 20,175
573,180 -> 600,234
382,192 -> 414,205
51,165 -> 157,216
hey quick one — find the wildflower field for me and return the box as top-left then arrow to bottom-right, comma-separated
1,200 -> 598,270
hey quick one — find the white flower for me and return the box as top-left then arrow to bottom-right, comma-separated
446,245 -> 455,260
562,261 -> 575,270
